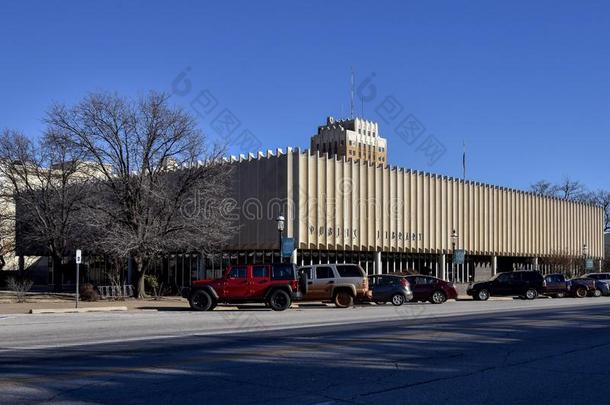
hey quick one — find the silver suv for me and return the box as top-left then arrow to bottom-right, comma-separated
297,264 -> 371,307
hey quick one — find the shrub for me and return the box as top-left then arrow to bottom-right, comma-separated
7,277 -> 34,303
144,275 -> 159,295
79,283 -> 99,302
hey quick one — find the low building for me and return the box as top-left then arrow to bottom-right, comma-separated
2,117 -> 606,288
221,145 -> 604,283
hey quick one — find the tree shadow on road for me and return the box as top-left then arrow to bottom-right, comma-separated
2,304 -> 610,404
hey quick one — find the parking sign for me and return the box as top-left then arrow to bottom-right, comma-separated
281,238 -> 295,258
453,249 -> 466,265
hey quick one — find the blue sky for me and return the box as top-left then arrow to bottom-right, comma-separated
1,0 -> 608,191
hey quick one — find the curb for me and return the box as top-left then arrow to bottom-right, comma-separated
30,306 -> 128,314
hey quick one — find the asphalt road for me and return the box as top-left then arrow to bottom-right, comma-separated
1,298 -> 610,404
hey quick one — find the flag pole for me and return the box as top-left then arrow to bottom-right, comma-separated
462,141 -> 466,180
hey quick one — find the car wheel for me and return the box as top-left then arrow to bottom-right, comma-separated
268,289 -> 291,311
334,291 -> 354,308
593,289 -> 602,298
525,289 -> 538,300
391,294 -> 405,306
189,290 -> 213,311
477,289 -> 490,301
575,287 -> 587,298
430,290 -> 447,304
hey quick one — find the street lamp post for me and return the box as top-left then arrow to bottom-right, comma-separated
276,215 -> 285,263
450,229 -> 459,282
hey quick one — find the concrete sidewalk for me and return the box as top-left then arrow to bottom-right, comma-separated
0,294 -> 515,315
0,296 -> 191,314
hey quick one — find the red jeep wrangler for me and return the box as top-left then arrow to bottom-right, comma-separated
182,263 -> 307,311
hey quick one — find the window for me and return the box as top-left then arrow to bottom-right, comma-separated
414,276 -> 434,285
407,276 -> 431,285
252,265 -> 269,278
521,272 -> 541,281
380,276 -> 398,285
272,264 -> 295,280
336,265 -> 364,278
497,272 -> 514,282
227,266 -> 247,279
316,266 -> 334,279
552,275 -> 564,283
299,267 -> 312,280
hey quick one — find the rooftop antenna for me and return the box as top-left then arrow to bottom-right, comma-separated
361,94 -> 364,117
350,67 -> 355,119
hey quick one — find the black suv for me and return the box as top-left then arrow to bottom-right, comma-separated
467,271 -> 545,301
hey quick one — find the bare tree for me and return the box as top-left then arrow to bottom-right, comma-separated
0,190 -> 14,271
584,190 -> 610,232
540,250 -> 582,278
0,160 -> 15,271
531,178 -> 590,201
555,177 -> 587,200
47,92 -> 237,298
0,130 -> 90,290
530,180 -> 557,197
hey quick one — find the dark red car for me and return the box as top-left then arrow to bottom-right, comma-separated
182,263 -> 306,311
404,275 -> 458,304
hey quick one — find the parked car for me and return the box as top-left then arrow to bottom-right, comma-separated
368,274 -> 413,306
404,275 -> 458,304
467,270 -> 544,301
182,263 -> 307,311
542,273 -> 598,298
298,264 -> 371,307
582,273 -> 610,296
